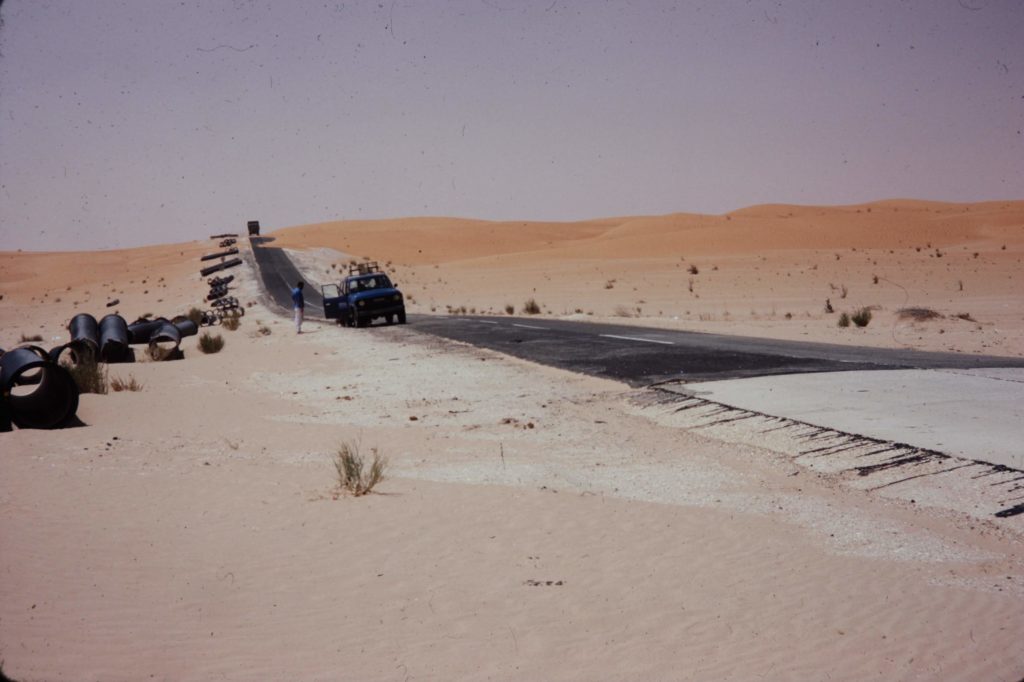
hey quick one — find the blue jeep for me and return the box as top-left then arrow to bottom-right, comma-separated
322,262 -> 406,327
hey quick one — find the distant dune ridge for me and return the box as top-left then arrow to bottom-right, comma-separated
3,199 -> 1022,358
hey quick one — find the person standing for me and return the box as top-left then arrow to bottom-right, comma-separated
291,281 -> 305,333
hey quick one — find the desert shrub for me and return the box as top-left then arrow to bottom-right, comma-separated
222,315 -> 240,331
688,264 -> 699,275
198,332 -> 225,354
186,307 -> 203,326
257,324 -> 272,335
505,304 -> 515,315
65,358 -> 108,394
897,307 -> 942,322
334,442 -> 387,496
955,312 -> 976,322
851,307 -> 872,327
19,333 -> 44,343
110,375 -> 144,392
837,312 -> 851,328
522,298 -> 541,315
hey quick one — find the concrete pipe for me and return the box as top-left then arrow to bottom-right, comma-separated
0,346 -> 80,429
99,314 -> 132,363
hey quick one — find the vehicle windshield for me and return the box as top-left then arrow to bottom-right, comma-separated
349,275 -> 392,292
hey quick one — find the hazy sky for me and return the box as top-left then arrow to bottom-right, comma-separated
1,0 -> 1022,251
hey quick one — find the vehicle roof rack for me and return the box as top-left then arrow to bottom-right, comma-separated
347,260 -> 381,276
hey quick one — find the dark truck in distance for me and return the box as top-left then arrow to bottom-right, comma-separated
322,262 -> 406,327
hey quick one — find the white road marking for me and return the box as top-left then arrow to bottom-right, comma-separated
477,320 -> 498,325
512,323 -> 548,330
600,334 -> 675,346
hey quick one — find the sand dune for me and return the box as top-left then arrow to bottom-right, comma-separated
1,200 -> 1023,680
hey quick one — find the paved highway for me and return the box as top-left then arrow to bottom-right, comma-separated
251,241 -> 1024,386
250,241 -> 325,317
408,314 -> 1024,386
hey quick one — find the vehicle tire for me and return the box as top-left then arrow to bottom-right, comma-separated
386,314 -> 395,325
356,314 -> 368,328
397,310 -> 407,324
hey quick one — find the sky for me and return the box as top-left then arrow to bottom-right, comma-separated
1,0 -> 1022,251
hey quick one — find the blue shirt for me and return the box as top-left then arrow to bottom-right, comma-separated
291,287 -> 304,309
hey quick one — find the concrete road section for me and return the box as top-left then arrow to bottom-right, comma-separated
674,368 -> 1024,469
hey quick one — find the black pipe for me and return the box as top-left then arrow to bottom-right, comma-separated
0,346 -> 80,429
99,314 -> 131,363
200,248 -> 240,262
127,318 -> 165,344
149,319 -> 182,348
68,313 -> 100,362
200,258 -> 242,277
172,318 -> 198,338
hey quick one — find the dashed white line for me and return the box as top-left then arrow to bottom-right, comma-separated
512,323 -> 548,330
476,320 -> 499,325
600,334 -> 675,346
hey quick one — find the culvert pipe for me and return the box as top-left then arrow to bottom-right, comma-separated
68,313 -> 100,361
127,318 -> 165,344
0,346 -> 80,429
99,314 -> 131,363
172,318 -> 198,338
200,248 -> 239,262
199,258 -> 242,277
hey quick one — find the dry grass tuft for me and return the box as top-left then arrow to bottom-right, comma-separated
851,307 -> 873,327
614,305 -> 637,318
837,312 -> 851,328
334,442 -> 387,496
222,315 -> 241,331
64,358 -> 108,394
110,375 -> 144,392
522,298 -> 541,315
19,333 -> 44,343
198,332 -> 225,354
897,307 -> 943,322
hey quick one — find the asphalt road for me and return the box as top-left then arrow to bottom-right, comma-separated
250,241 -> 325,317
408,315 -> 1024,386
251,242 -> 1024,386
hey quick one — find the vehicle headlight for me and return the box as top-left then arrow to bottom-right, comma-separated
358,300 -> 366,307
393,294 -> 402,302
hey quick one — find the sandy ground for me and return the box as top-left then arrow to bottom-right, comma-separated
1,200 -> 1023,681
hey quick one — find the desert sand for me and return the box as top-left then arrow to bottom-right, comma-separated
1,200 -> 1023,681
